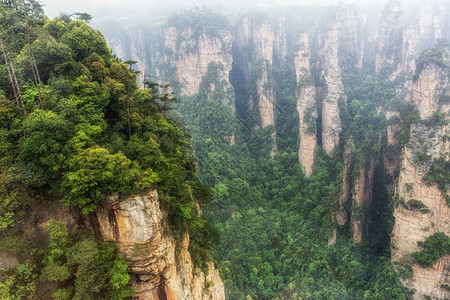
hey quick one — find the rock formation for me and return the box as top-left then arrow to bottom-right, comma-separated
99,4 -> 450,297
233,16 -> 278,154
391,57 -> 450,298
94,190 -> 225,300
295,33 -> 317,176
160,26 -> 234,105
0,193 -> 225,300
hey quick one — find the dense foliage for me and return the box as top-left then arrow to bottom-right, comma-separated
414,39 -> 450,78
412,232 -> 450,267
423,155 -> 450,205
0,0 -> 218,297
178,54 -> 409,299
0,221 -> 130,299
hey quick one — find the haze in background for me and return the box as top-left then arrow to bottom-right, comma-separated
42,0 -> 390,23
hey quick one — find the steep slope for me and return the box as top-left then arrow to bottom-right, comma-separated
0,3 -> 225,299
96,2 -> 450,299
94,191 -> 224,300
294,33 -> 317,176
391,47 -> 450,299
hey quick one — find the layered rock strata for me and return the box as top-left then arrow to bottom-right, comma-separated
95,190 -> 225,300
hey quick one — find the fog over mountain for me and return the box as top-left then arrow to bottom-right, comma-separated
43,0 -> 390,21
1,0 -> 450,299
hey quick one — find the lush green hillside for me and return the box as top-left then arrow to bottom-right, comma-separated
0,1 -> 216,298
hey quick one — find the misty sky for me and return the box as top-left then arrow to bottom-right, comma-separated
41,0 -> 392,21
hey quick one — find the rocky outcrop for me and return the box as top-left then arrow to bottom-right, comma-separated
295,33 -> 317,176
329,144 -> 353,246
383,111 -> 402,183
391,54 -> 450,299
329,140 -> 375,245
161,26 -> 234,104
375,1 -> 414,77
0,192 -> 224,299
233,16 -> 279,154
318,6 -> 361,154
336,145 -> 354,227
392,140 -> 450,299
94,190 -> 225,300
351,158 -> 375,244
375,2 -> 448,80
410,256 -> 450,299
318,22 -> 345,155
0,201 -> 80,267
101,20 -> 235,109
411,64 -> 444,119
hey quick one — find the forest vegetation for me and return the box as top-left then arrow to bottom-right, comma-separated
1,1 -> 450,300
0,1 -> 217,298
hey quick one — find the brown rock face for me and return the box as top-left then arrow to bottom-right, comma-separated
392,145 -> 450,299
391,57 -> 450,298
95,191 -> 225,300
318,6 -> 361,155
163,27 -> 234,102
295,33 -> 317,176
319,23 -> 345,155
336,145 -> 354,227
329,145 -> 353,246
411,64 -> 444,119
234,17 -> 281,155
375,2 -> 447,80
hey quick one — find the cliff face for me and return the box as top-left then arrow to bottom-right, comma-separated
351,158 -> 375,243
374,7 -> 450,296
375,2 -> 448,80
0,193 -> 224,299
295,33 -> 317,176
102,25 -> 150,87
318,22 -> 344,155
98,4 -> 450,297
94,191 -> 225,300
318,6 -> 362,154
392,56 -> 450,298
233,17 -> 278,152
160,26 -> 234,105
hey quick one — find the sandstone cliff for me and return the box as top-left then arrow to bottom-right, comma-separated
94,191 -> 225,300
375,2 -> 448,80
233,16 -> 279,153
0,193 -> 225,300
351,157 -> 375,244
318,21 -> 345,155
317,6 -> 362,154
160,26 -> 234,106
391,54 -> 450,298
294,33 -> 317,176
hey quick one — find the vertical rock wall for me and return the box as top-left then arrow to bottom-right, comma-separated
318,22 -> 345,154
391,58 -> 450,299
294,33 -> 317,176
94,191 -> 225,300
317,6 -> 362,154
234,17 -> 277,139
161,26 -> 234,102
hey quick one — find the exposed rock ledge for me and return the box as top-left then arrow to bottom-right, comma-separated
94,190 -> 225,300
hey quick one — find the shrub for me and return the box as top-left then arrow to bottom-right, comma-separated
413,232 -> 450,267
